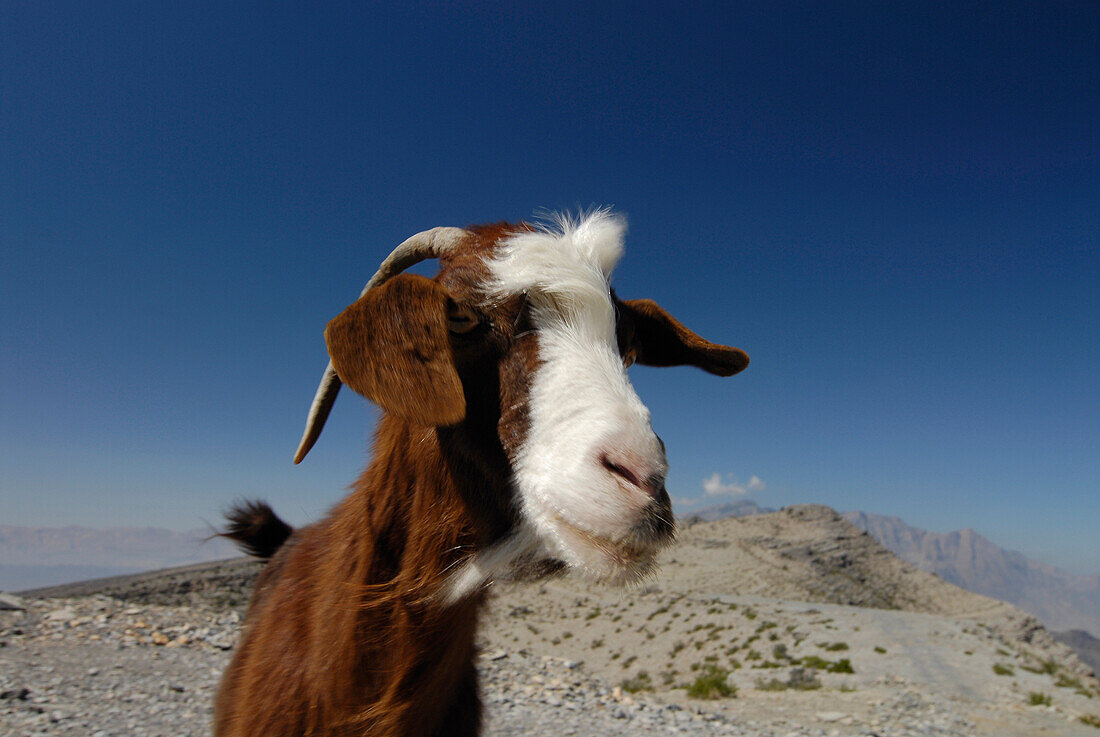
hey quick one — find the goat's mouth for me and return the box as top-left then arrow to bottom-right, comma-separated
549,504 -> 676,578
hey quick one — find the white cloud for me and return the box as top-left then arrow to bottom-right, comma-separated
702,473 -> 766,497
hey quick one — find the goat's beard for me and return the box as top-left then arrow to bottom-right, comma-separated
528,491 -> 677,586
437,495 -> 675,605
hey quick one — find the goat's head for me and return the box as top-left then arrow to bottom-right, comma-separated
294,210 -> 749,588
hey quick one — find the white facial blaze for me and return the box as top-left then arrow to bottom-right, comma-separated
483,210 -> 668,581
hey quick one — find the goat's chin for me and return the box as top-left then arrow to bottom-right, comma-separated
540,512 -> 674,587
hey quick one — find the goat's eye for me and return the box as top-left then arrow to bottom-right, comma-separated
447,303 -> 481,334
622,347 -> 637,368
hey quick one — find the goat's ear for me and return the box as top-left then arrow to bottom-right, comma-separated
618,298 -> 749,377
325,274 -> 466,426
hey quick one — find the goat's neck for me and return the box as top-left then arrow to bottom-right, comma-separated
349,413 -> 513,585
307,413 -> 510,732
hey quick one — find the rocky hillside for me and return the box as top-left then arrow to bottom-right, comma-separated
843,511 -> 1100,635
1056,630 -> 1100,676
5,504 -> 1099,736
17,557 -> 262,612
671,505 -> 1011,617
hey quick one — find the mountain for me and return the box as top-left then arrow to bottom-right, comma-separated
842,511 -> 1100,636
682,498 -> 775,522
1053,630 -> 1100,675
667,504 -> 1013,617
0,524 -> 238,592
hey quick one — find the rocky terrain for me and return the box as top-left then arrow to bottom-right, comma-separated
3,505 -> 1099,736
1055,631 -> 1100,677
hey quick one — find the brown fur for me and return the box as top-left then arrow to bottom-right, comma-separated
215,221 -> 747,737
616,297 -> 750,376
215,417 -> 498,736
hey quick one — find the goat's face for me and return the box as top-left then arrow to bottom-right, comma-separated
321,211 -> 748,586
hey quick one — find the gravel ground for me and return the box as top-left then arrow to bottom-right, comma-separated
2,594 -> 1096,737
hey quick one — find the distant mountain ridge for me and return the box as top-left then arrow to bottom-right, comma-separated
0,524 -> 238,591
842,511 -> 1100,636
682,498 -> 775,521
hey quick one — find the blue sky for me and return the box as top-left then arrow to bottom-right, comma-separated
2,2 -> 1097,573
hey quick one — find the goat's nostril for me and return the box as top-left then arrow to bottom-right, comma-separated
600,452 -> 667,498
645,473 -> 666,493
600,454 -> 642,489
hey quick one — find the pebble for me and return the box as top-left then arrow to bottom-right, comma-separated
816,711 -> 846,722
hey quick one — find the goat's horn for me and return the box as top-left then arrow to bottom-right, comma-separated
293,227 -> 470,464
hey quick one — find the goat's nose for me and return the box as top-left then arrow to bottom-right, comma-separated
600,452 -> 667,499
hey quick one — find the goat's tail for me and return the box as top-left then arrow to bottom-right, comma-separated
219,500 -> 293,560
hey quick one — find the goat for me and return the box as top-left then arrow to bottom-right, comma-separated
214,210 -> 749,737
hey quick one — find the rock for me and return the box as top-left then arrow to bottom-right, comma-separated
816,711 -> 846,722
0,592 -> 26,610
0,687 -> 31,700
46,607 -> 78,622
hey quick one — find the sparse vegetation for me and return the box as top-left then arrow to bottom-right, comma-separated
756,677 -> 788,691
686,666 -> 735,699
620,670 -> 654,693
822,642 -> 849,651
1028,692 -> 1052,707
1055,674 -> 1082,689
1021,659 -> 1059,675
786,667 -> 822,690
874,646 -> 887,654
993,663 -> 1014,676
1079,714 -> 1100,728
794,655 -> 854,674
647,606 -> 669,621
828,658 -> 854,674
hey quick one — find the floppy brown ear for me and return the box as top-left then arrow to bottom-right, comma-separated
619,298 -> 749,376
324,274 -> 465,426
